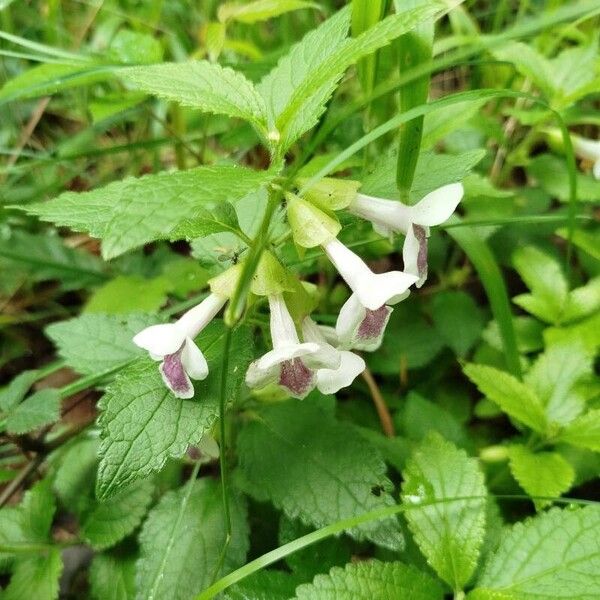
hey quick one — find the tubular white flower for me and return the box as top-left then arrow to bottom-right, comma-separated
348,183 -> 464,287
302,317 -> 365,394
335,293 -> 401,352
323,238 -> 417,311
572,136 -> 600,180
245,295 -> 339,399
133,293 -> 226,399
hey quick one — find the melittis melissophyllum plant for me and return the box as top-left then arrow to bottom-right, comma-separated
134,177 -> 463,400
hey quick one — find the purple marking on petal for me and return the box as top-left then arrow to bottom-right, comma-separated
358,305 -> 391,340
413,224 -> 428,279
160,346 -> 193,396
279,358 -> 314,397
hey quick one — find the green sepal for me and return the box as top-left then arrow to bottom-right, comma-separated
209,251 -> 293,298
286,192 -> 341,248
284,279 -> 319,323
296,177 -> 361,211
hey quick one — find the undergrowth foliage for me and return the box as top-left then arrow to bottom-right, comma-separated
1,1 -> 599,599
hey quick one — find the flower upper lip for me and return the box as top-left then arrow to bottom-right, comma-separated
323,237 -> 417,310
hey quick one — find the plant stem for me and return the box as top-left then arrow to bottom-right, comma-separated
211,327 -> 233,583
361,367 -> 395,437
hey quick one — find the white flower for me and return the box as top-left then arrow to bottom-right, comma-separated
133,293 -> 226,399
245,295 -> 340,399
335,293 -> 398,352
301,317 -> 365,394
572,135 -> 600,180
348,182 -> 464,287
322,238 -> 418,311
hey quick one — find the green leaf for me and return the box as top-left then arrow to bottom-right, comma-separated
169,202 -> 244,242
368,300 -> 444,372
2,549 -> 63,600
46,313 -> 159,376
90,553 -> 137,600
136,479 -> 248,600
512,245 -> 568,324
401,433 -> 487,591
558,409 -> 600,452
279,516 -> 351,580
507,445 -> 575,509
5,389 -> 61,435
53,437 -> 98,514
524,341 -> 592,425
257,6 -> 351,138
85,276 -> 172,313
224,570 -> 302,600
470,505 -> 600,599
23,165 -> 271,259
463,363 -> 547,433
0,230 -> 105,289
400,392 -> 469,449
82,480 -> 154,549
431,290 -> 484,357
120,62 -> 268,128
361,149 -> 485,202
109,29 -> 163,65
275,2 -> 443,148
544,311 -> 600,353
96,322 -> 252,498
294,560 -> 444,599
218,0 -> 319,24
528,154 -> 600,203
447,216 -> 521,378
236,401 -> 404,550
0,370 -> 39,412
0,62 -> 112,103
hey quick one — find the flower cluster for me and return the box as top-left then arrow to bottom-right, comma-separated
133,182 -> 463,399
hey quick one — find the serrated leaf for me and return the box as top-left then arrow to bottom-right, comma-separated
401,433 -> 486,591
507,445 -> 575,509
236,400 -> 404,550
2,549 -> 63,600
46,312 -> 159,376
169,202 -> 243,241
136,478 -> 248,600
275,2 -> 442,148
463,363 -> 547,433
96,321 -> 252,498
5,389 -> 61,435
470,505 -> 600,599
121,61 -> 267,128
90,553 -> 136,600
294,560 -> 443,600
0,230 -> 105,289
512,246 -> 568,324
431,290 -> 484,357
23,165 -> 271,259
558,409 -> 600,452
258,6 -> 351,133
224,571 -> 303,600
524,341 -> 592,425
82,480 -> 154,549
